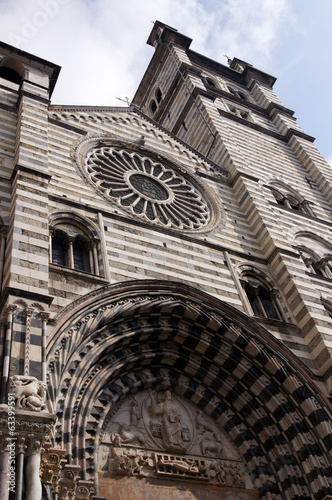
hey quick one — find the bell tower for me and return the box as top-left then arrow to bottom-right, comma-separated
133,21 -> 332,394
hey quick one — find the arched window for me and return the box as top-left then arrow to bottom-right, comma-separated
150,100 -> 157,115
0,66 -> 21,84
227,86 -> 248,100
156,87 -> 162,103
51,229 -> 68,267
50,216 -> 102,276
321,298 -> 332,319
73,235 -> 91,272
300,250 -> 332,278
0,57 -> 24,86
295,233 -> 332,279
226,105 -> 252,121
205,77 -> 217,88
269,184 -> 314,216
241,274 -> 284,321
237,91 -> 247,100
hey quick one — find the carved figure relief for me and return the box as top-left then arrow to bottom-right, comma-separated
117,423 -> 145,446
195,409 -> 223,457
148,389 -> 186,453
99,386 -> 252,489
10,375 -> 46,411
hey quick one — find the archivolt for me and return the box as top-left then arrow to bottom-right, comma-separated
46,280 -> 332,500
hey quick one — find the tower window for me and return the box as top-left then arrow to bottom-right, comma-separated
73,236 -> 91,272
270,187 -> 314,216
205,78 -> 217,87
156,88 -> 162,103
225,105 -> 252,121
301,254 -> 332,278
50,221 -> 101,276
0,67 -> 21,84
150,100 -> 157,114
0,57 -> 24,86
242,275 -> 283,321
51,230 -> 68,267
227,86 -> 248,100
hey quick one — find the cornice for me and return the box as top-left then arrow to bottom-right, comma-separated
48,117 -> 87,135
10,163 -> 51,182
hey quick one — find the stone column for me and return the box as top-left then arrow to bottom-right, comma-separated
0,431 -> 10,500
23,307 -> 34,377
0,305 -> 17,404
40,313 -> 50,385
92,244 -> 99,275
88,245 -> 94,274
14,438 -> 25,500
0,228 -> 7,290
0,407 -> 55,500
25,435 -> 42,500
68,238 -> 74,269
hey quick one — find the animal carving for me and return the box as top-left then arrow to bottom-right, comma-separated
10,375 -> 46,411
117,424 -> 145,446
195,410 -> 220,440
200,438 -> 223,457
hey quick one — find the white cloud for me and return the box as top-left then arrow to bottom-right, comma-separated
2,1 -> 332,161
0,0 -> 295,106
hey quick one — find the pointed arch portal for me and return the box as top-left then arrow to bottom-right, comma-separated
47,281 -> 332,500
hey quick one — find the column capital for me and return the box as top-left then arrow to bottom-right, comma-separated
40,312 -> 50,322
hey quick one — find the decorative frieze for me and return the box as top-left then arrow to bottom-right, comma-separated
107,444 -> 245,488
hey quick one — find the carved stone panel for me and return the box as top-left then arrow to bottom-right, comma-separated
99,387 -> 254,493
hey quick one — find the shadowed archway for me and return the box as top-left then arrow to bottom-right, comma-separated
47,280 -> 332,500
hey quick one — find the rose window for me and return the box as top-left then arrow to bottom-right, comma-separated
84,147 -> 211,230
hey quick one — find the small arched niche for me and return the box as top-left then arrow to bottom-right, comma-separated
0,56 -> 24,85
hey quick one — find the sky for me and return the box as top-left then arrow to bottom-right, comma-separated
0,0 -> 331,163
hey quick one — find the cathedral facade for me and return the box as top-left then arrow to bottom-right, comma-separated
0,21 -> 331,500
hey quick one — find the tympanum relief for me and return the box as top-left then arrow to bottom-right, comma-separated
99,386 -> 252,489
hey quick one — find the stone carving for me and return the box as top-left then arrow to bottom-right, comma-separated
107,445 -> 150,476
0,430 -> 10,453
148,389 -> 186,453
99,386 -> 251,488
156,454 -> 203,477
200,438 -> 223,457
129,398 -> 141,425
24,434 -> 42,458
106,446 -> 246,488
10,375 -> 46,411
116,423 -> 145,446
208,461 -> 245,488
195,409 -> 223,458
58,464 -> 81,500
75,481 -> 94,499
40,442 -> 66,487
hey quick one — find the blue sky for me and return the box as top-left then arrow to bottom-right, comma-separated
0,0 -> 331,163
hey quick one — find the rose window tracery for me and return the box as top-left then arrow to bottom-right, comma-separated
84,147 -> 211,230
